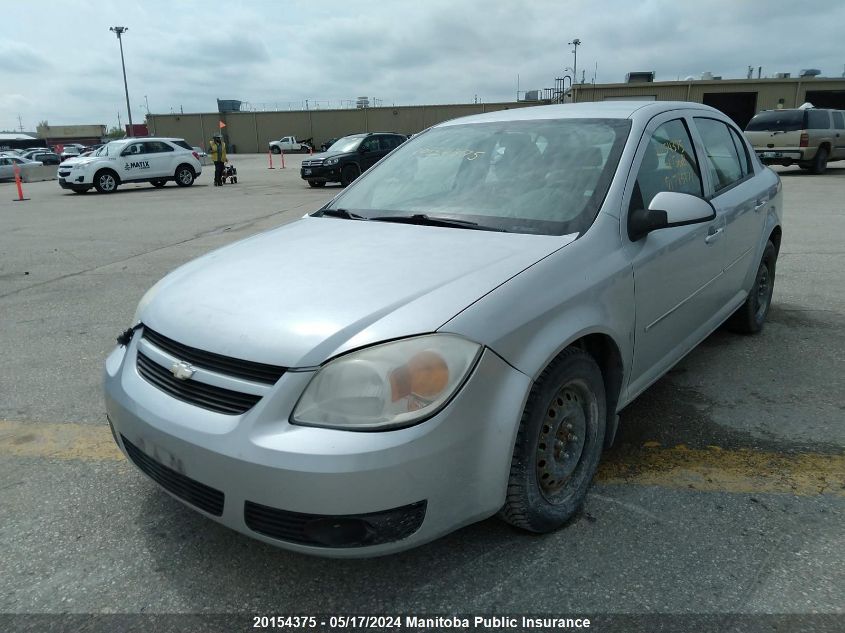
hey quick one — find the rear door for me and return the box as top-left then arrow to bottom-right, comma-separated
142,141 -> 176,177
692,117 -> 767,296
831,111 -> 845,159
806,109 -> 833,159
626,113 -> 727,395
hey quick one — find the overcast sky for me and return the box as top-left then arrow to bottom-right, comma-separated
2,0 -> 843,131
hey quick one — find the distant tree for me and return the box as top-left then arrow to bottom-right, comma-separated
38,120 -> 49,128
104,126 -> 125,139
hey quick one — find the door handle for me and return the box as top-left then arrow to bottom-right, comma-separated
704,227 -> 724,244
754,199 -> 768,212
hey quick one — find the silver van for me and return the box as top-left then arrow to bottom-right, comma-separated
745,107 -> 845,173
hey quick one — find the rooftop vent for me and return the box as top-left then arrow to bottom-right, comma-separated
774,72 -> 791,79
799,68 -> 821,78
625,71 -> 655,83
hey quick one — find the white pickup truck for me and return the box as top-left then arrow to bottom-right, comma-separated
268,136 -> 312,154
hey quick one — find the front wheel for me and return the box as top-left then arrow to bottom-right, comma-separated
727,240 -> 777,334
94,171 -> 118,194
340,164 -> 360,187
308,180 -> 326,188
271,146 -> 281,154
174,165 -> 195,187
500,348 -> 606,533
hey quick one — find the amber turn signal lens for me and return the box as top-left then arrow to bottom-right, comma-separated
389,351 -> 450,402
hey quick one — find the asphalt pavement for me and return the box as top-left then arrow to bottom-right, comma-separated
0,156 -> 842,623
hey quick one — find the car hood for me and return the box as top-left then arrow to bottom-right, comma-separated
138,216 -> 573,368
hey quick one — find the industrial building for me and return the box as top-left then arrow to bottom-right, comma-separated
569,74 -> 845,127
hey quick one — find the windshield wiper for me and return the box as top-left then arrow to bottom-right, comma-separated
369,213 -> 505,232
318,208 -> 367,220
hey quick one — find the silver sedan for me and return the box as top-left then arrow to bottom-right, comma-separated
104,101 -> 782,556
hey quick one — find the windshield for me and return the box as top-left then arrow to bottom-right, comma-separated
745,110 -> 805,132
327,136 -> 364,154
325,119 -> 631,236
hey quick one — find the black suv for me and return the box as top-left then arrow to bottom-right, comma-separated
300,132 -> 406,187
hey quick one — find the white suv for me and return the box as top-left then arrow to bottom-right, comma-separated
58,137 -> 203,194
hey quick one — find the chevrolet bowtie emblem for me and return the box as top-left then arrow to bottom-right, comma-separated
170,361 -> 195,380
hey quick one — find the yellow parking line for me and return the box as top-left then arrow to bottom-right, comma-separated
1,420 -> 843,497
0,420 -> 123,462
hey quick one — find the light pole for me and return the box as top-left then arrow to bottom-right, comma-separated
568,38 -> 581,85
109,26 -> 133,134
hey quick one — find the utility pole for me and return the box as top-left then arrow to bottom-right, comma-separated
109,26 -> 133,133
568,38 -> 581,84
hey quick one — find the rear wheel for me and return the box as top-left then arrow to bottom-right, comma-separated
93,170 -> 118,193
151,179 -> 166,188
308,180 -> 326,188
727,241 -> 777,334
174,165 -> 195,187
500,348 -> 606,533
811,146 -> 829,174
340,164 -> 360,187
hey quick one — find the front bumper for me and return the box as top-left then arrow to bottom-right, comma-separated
58,171 -> 87,188
754,148 -> 805,164
104,334 -> 530,557
300,164 -> 339,182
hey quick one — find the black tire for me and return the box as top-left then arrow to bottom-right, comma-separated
500,347 -> 606,533
308,180 -> 326,188
151,179 -> 166,188
727,240 -> 777,334
811,146 -> 829,174
271,146 -> 281,154
340,164 -> 360,187
174,165 -> 195,187
93,170 -> 119,194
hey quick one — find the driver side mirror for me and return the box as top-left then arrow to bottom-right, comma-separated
628,191 -> 716,241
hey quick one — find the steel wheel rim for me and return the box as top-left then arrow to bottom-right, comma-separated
754,263 -> 771,321
536,379 -> 596,503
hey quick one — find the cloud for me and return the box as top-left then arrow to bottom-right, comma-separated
2,0 -> 844,129
0,42 -> 52,75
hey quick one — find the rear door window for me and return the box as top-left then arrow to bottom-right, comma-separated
832,111 -> 845,130
807,110 -> 831,130
694,118 -> 745,194
729,127 -> 752,177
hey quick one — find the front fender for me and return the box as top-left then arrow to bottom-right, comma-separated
441,214 -> 635,402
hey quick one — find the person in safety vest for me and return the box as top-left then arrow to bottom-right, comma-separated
208,134 -> 227,186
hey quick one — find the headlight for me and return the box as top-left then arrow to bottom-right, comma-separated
325,157 -> 339,166
292,334 -> 482,430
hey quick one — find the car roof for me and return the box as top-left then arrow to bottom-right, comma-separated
437,101 -> 724,127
